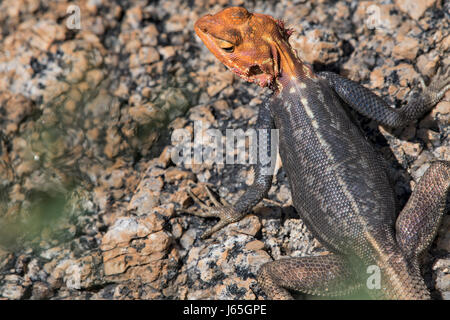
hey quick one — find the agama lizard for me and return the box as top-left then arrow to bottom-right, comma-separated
187,7 -> 450,299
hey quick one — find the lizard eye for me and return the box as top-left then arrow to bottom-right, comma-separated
221,45 -> 234,53
217,39 -> 235,53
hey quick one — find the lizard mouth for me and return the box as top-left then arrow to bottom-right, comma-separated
230,64 -> 274,88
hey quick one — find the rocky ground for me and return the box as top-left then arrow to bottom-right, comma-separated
0,0 -> 449,300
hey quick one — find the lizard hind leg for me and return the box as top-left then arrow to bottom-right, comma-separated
257,254 -> 361,300
395,161 -> 450,260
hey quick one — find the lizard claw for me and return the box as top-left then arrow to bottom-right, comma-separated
424,65 -> 450,95
429,66 -> 450,88
419,65 -> 450,108
183,186 -> 243,239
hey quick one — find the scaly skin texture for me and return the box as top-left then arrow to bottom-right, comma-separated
188,7 -> 450,299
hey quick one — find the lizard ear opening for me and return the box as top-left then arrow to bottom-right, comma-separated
248,65 -> 263,76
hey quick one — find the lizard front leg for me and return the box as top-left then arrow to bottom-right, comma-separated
318,67 -> 450,128
257,254 -> 360,299
184,100 -> 276,239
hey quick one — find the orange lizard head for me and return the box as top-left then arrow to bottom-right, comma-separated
194,7 -> 294,90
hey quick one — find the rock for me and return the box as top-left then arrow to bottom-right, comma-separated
155,146 -> 173,168
229,215 -> 261,237
291,29 -> 341,65
172,189 -> 191,208
128,103 -> 159,124
165,14 -> 188,32
394,0 -> 437,20
101,169 -> 125,189
245,240 -> 265,251
207,80 -> 229,97
164,167 -> 196,184
436,274 -> 450,292
128,179 -> 161,215
0,279 -> 26,299
436,216 -> 450,252
86,69 -> 105,87
232,106 -> 257,120
370,68 -> 385,89
389,63 -> 418,87
101,217 -> 146,251
417,128 -> 441,148
212,99 -> 231,117
101,212 -> 173,283
416,52 -> 439,77
393,36 -> 419,60
0,93 -> 35,135
15,160 -> 37,177
180,228 -> 197,249
102,228 -> 172,281
159,46 -> 176,59
142,24 -> 159,46
31,282 -> 52,300
181,233 -> 271,299
401,141 -> 423,159
104,128 -> 122,159
64,253 -> 103,290
30,20 -> 65,51
138,46 -> 160,65
215,277 -> 257,299
125,6 -> 143,29
433,257 -> 450,299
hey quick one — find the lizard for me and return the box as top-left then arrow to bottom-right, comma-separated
186,6 -> 450,299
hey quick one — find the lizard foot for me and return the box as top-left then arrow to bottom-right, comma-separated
183,186 -> 245,239
421,65 -> 450,106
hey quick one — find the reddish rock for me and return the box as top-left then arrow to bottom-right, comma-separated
395,0 -> 437,20
164,167 -> 196,184
393,36 -> 419,60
